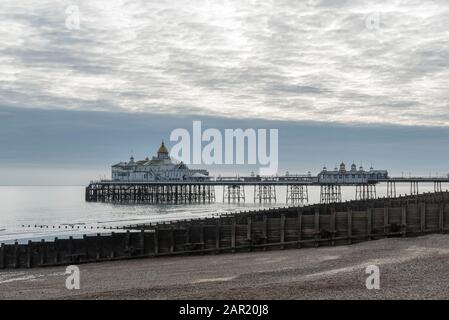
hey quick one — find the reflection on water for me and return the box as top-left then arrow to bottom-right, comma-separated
0,184 -> 443,243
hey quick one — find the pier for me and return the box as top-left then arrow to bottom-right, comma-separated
89,147 -> 449,205
85,176 -> 449,204
85,182 -> 216,204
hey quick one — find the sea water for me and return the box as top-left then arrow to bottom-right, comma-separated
0,184 -> 439,243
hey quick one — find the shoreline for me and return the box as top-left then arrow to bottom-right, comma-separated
1,191 -> 448,269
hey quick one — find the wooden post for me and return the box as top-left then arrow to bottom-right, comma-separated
54,237 -> 59,264
246,216 -> 252,252
215,220 -> 221,253
26,240 -> 32,268
82,235 -> 88,261
314,209 -> 320,247
384,207 -> 389,237
96,234 -> 101,260
0,243 -> 5,269
263,215 -> 268,250
297,211 -> 302,248
330,207 -> 336,246
401,205 -> 407,237
68,236 -> 74,260
169,226 -> 175,253
140,230 -> 145,254
13,241 -> 19,269
246,216 -> 252,242
280,214 -> 286,250
200,223 -> 205,252
154,226 -> 159,255
439,204 -> 444,233
125,231 -> 131,256
231,218 -> 236,252
367,208 -> 372,240
420,202 -> 426,233
185,225 -> 191,248
347,208 -> 352,245
110,233 -> 115,259
40,239 -> 46,266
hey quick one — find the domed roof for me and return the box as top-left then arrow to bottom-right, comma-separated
158,141 -> 168,154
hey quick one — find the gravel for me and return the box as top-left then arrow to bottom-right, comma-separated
1,234 -> 449,299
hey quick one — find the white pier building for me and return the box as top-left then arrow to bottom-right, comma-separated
318,163 -> 388,184
112,142 -> 209,182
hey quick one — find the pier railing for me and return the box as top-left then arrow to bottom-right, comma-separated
2,192 -> 449,269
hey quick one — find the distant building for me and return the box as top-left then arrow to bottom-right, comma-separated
318,162 -> 388,184
111,142 -> 209,181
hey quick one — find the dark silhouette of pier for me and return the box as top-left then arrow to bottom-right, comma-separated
85,175 -> 449,204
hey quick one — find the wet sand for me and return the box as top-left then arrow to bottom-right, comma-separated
1,234 -> 449,300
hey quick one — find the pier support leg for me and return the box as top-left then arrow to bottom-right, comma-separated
86,183 -> 216,204
286,185 -> 308,205
254,185 -> 277,203
223,185 -> 245,203
410,181 -> 419,195
320,185 -> 341,204
386,181 -> 396,198
356,184 -> 377,200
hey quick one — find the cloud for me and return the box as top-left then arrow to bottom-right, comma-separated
2,106 -> 449,185
1,0 -> 449,126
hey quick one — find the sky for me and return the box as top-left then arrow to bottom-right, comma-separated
1,0 -> 449,184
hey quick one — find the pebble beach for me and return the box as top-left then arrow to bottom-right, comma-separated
1,234 -> 449,300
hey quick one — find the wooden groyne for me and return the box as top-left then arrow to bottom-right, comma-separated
2,192 -> 449,269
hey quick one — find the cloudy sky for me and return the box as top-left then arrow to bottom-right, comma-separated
1,0 -> 449,184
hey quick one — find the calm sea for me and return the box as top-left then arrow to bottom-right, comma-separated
0,184 -> 439,243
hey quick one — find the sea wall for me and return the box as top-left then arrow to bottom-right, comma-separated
2,192 -> 449,269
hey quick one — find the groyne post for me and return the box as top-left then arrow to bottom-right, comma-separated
26,240 -> 32,268
347,208 -> 353,245
40,239 -> 46,266
296,210 -> 302,248
0,243 -> 5,269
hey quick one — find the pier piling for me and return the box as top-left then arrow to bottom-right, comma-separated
286,185 -> 308,205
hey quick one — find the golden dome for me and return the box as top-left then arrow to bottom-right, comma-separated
158,141 -> 168,154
